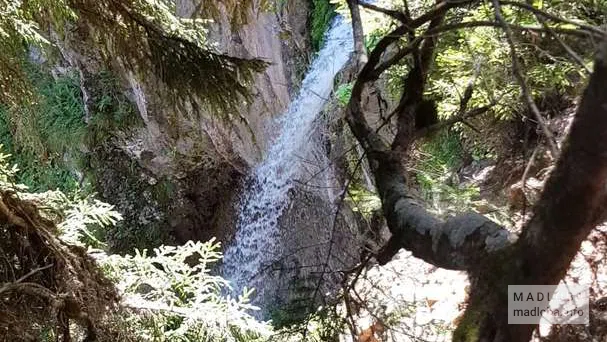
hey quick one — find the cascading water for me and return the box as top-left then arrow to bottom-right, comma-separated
222,16 -> 353,308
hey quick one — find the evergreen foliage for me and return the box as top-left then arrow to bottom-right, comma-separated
0,0 -> 267,113
0,148 -> 123,341
101,239 -> 272,342
0,146 -> 274,341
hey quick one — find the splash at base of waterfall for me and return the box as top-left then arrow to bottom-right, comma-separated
221,16 -> 354,311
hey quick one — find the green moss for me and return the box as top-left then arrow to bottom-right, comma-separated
310,0 -> 335,51
452,309 -> 481,342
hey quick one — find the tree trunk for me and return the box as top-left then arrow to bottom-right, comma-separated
343,2 -> 607,341
454,45 -> 607,342
346,0 -> 367,69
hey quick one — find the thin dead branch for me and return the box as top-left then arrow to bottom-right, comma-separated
491,0 -> 559,158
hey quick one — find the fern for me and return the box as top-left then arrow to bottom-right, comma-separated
100,239 -> 273,342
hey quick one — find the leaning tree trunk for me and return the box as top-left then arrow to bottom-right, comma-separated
453,44 -> 607,342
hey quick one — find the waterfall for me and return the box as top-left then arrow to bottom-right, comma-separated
222,16 -> 353,307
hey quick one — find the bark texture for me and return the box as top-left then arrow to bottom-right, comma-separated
343,1 -> 607,341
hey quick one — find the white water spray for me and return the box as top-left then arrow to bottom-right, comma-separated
222,17 -> 353,305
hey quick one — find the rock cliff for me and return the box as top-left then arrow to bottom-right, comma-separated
53,0 -> 313,250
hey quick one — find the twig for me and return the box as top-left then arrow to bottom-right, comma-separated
491,0 -> 559,158
357,0 -> 408,23
0,264 -> 54,295
523,0 -> 590,73
521,145 -> 539,218
309,151 -> 367,311
426,21 -> 603,39
500,0 -> 606,37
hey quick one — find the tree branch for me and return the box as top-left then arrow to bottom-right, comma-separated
427,20 -> 604,38
0,264 -> 54,295
415,103 -> 495,138
370,37 -> 423,79
392,5 -> 446,152
344,0 -> 517,270
346,0 -> 368,68
500,0 -> 606,37
358,0 -> 475,83
518,42 -> 607,284
372,150 -> 515,270
491,0 -> 559,158
357,1 -> 408,23
452,38 -> 607,342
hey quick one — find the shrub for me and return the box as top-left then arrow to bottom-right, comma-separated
100,239 -> 273,342
334,82 -> 353,107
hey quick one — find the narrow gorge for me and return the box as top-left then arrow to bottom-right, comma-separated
2,0 -> 607,341
222,16 -> 354,310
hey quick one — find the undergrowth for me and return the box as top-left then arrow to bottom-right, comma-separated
0,70 -> 84,192
85,70 -> 142,145
334,82 -> 353,107
310,0 -> 335,51
0,65 -> 141,193
412,131 -> 480,215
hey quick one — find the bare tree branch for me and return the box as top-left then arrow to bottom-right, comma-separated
500,0 -> 606,37
415,103 -> 495,138
357,1 -> 408,23
428,20 -> 603,38
370,37 -> 422,80
491,0 -> 559,158
348,0 -> 369,68
358,0 -> 476,82
0,264 -> 54,295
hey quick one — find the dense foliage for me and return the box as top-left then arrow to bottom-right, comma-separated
310,0 -> 337,51
0,145 -> 276,341
335,0 -> 603,217
2,0 -> 607,340
0,66 -> 141,193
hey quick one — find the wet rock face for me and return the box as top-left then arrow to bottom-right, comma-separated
175,0 -> 312,164
265,186 -> 361,316
53,0 -> 313,248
